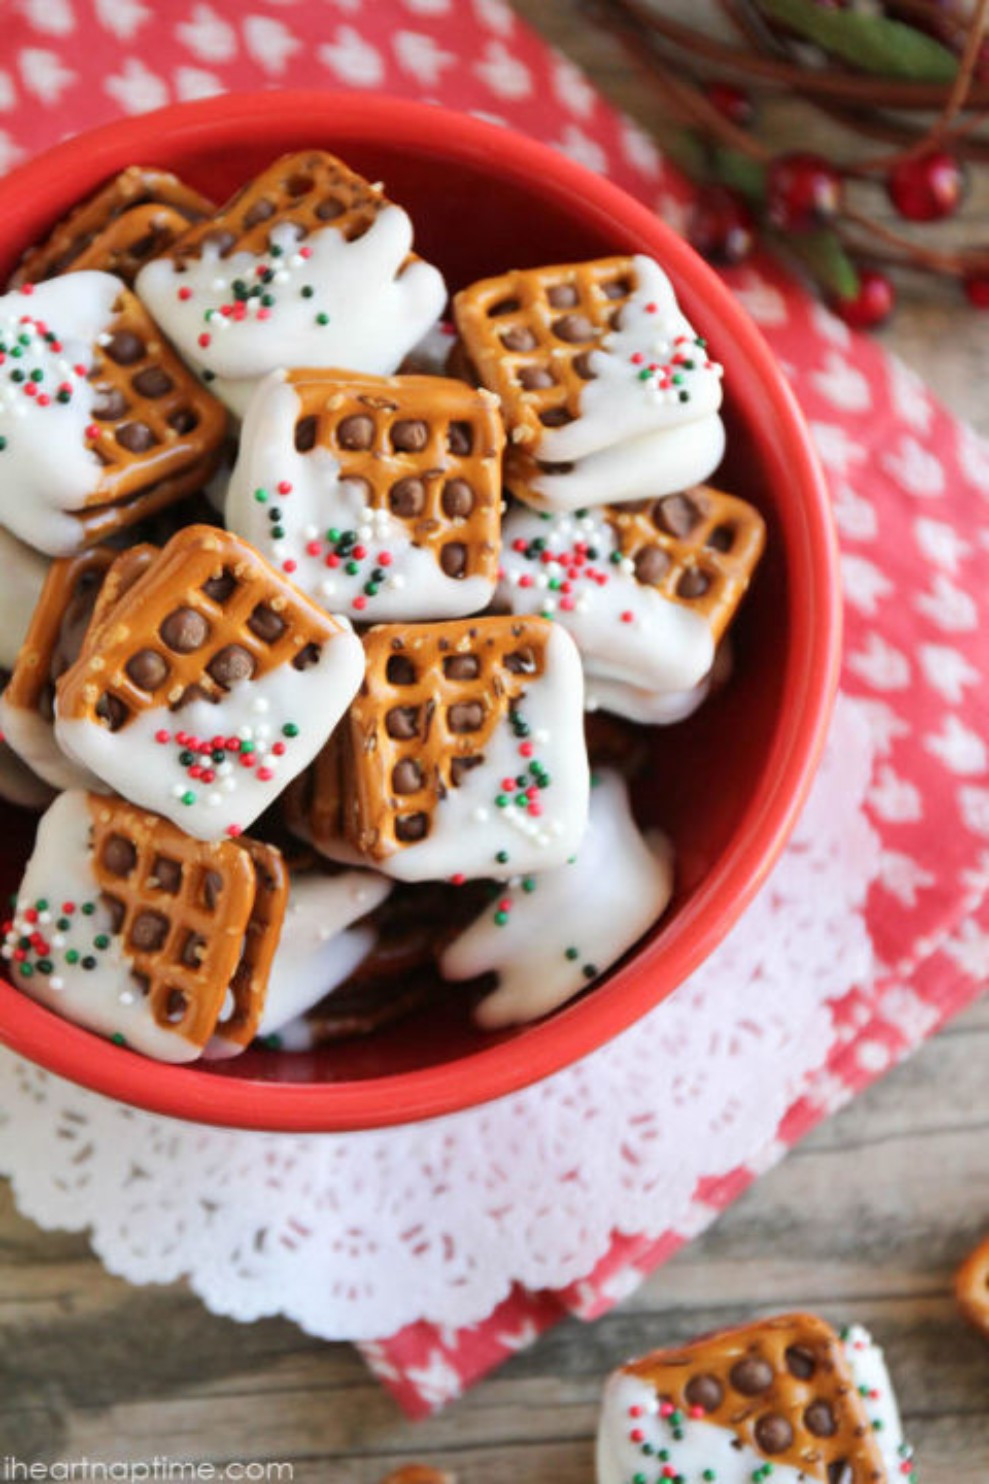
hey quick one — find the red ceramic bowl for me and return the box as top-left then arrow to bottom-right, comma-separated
0,92 -> 841,1131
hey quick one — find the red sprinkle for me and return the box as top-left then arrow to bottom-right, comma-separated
450,872 -> 466,885
620,611 -> 634,624
659,1402 -> 675,1418
501,778 -> 516,792
352,544 -> 367,560
326,553 -> 340,568
645,301 -> 657,313
518,742 -> 534,758
226,825 -> 242,838
527,803 -> 542,817
277,481 -> 292,495
352,595 -> 367,611
306,541 -> 322,556
62,902 -> 76,915
198,332 -> 211,348
85,423 -> 100,440
272,742 -> 286,757
256,767 -> 274,782
378,552 -> 393,567
178,287 -> 192,301
627,1407 -> 643,1419
282,559 -> 297,574
628,1430 -> 644,1444
239,753 -> 256,769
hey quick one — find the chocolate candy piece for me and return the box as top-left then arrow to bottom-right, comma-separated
116,421 -> 156,453
131,909 -> 169,951
501,325 -> 537,352
654,492 -> 704,538
395,812 -> 428,842
105,330 -> 145,365
390,477 -> 425,517
805,1400 -> 837,1437
552,313 -> 595,342
785,1345 -> 817,1380
160,607 -> 210,653
440,543 -> 467,578
546,283 -> 579,308
132,366 -> 174,398
729,1357 -> 774,1396
102,834 -> 137,877
391,419 -> 429,452
449,701 -> 483,733
444,654 -> 479,680
386,706 -> 420,740
392,759 -> 423,794
755,1415 -> 794,1455
247,604 -> 287,644
125,649 -> 169,690
208,644 -> 256,687
634,546 -> 671,585
441,479 -> 475,518
338,414 -> 375,450
684,1374 -> 724,1413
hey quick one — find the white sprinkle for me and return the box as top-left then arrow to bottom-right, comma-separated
535,729 -> 550,744
304,523 -> 319,540
119,990 -> 135,1006
473,807 -> 489,823
52,935 -> 65,950
252,697 -> 270,715
172,784 -> 187,799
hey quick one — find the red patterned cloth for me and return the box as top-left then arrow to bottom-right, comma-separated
2,0 -> 988,1417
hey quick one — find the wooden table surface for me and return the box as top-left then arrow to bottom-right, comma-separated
3,3 -> 989,1476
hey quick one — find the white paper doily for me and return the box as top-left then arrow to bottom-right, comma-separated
0,694 -> 880,1342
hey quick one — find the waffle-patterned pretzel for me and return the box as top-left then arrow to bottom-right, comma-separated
342,617 -> 553,863
453,257 -> 640,449
167,150 -> 420,272
5,548 -> 117,723
86,792 -> 261,1050
282,728 -> 347,855
10,167 -> 213,287
58,525 -> 353,732
604,485 -> 766,643
215,837 -> 288,1048
621,1313 -> 888,1483
286,369 -> 503,582
956,1235 -> 989,1340
76,544 -> 159,661
79,285 -> 226,518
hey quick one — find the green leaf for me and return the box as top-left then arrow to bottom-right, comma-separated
780,229 -> 861,300
757,0 -> 958,81
711,146 -> 766,203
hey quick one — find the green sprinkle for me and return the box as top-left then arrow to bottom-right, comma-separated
56,390 -> 71,404
364,582 -> 379,597
181,790 -> 196,806
678,390 -> 690,403
327,527 -> 340,543
203,370 -> 216,383
17,333 -> 30,347
261,293 -> 275,308
565,947 -> 579,961
493,910 -> 509,926
240,741 -> 255,754
639,1444 -> 653,1457
272,526 -> 285,540
0,437 -> 7,451
703,1473 -> 717,1482
637,367 -> 651,381
495,794 -> 509,809
212,750 -> 226,764
261,1033 -> 283,1050
282,723 -> 299,738
583,963 -> 598,980
57,918 -> 70,932
30,368 -> 43,383
657,1451 -> 670,1463
36,899 -> 48,912
301,285 -> 314,299
514,793 -> 527,807
179,750 -> 195,766
316,312 -> 330,326
672,373 -> 684,386
496,850 -> 510,864
872,1420 -> 884,1431
93,935 -> 109,951
81,902 -> 95,916
19,962 -> 33,978
254,487 -> 269,503
81,956 -> 97,971
270,244 -> 283,257
111,1032 -> 127,1046
65,950 -> 79,965
521,876 -> 536,893
10,369 -> 24,383
346,559 -> 360,575
37,959 -> 52,975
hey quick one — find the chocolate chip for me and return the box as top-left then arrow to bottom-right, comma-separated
540,406 -> 573,427
116,421 -> 155,453
729,1357 -> 774,1396
677,568 -> 711,599
164,987 -> 188,1023
500,325 -> 537,353
243,197 -> 275,227
386,705 -> 420,740
208,645 -> 256,688
103,895 -> 126,933
93,387 -> 128,421
203,228 -> 236,256
292,642 -> 321,671
202,572 -> 236,603
248,604 -> 287,644
386,654 -> 417,685
96,692 -> 127,730
395,813 -> 428,843
181,932 -> 207,968
392,759 -> 422,794
785,1345 -> 817,1381
175,684 -> 213,709
444,654 -> 479,680
102,834 -> 137,877
634,546 -> 670,584
294,415 -> 317,452
707,524 -> 736,553
105,330 -> 144,365
153,856 -> 183,894
390,477 -> 425,517
160,607 -> 210,653
754,1415 -> 793,1455
573,352 -> 597,380
518,365 -> 555,390
827,1463 -> 853,1484
338,414 -> 375,450
441,479 -> 474,518
285,172 -> 313,197
450,755 -> 482,786
391,419 -> 429,452
449,701 -> 483,733
547,283 -> 579,308
131,910 -> 169,951
125,649 -> 169,690
603,278 -> 631,299
654,492 -> 704,538
504,648 -> 536,674
448,421 -> 474,456
316,196 -> 345,220
684,1374 -> 724,1413
168,408 -> 197,435
552,313 -> 595,342
804,1400 -> 837,1437
488,297 -> 520,316
133,367 -> 173,398
202,870 -> 223,910
440,542 -> 467,577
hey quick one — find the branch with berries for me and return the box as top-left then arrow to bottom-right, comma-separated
588,0 -> 989,328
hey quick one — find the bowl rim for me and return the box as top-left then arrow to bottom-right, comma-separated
0,90 -> 842,1131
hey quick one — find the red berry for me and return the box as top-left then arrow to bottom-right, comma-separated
706,81 -> 754,128
887,150 -> 963,222
832,270 -> 895,330
767,152 -> 842,232
687,186 -> 755,266
963,274 -> 989,309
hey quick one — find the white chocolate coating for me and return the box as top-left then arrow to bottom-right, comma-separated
498,504 -> 715,695
0,695 -> 105,792
0,527 -> 50,669
440,769 -> 672,1028
538,255 -> 724,463
584,671 -> 711,725
0,273 -> 121,555
518,413 -> 726,514
56,628 -> 364,841
0,739 -> 54,810
136,213 -> 447,418
376,622 -> 589,883
227,372 -> 493,620
842,1324 -> 910,1478
2,790 -> 202,1062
